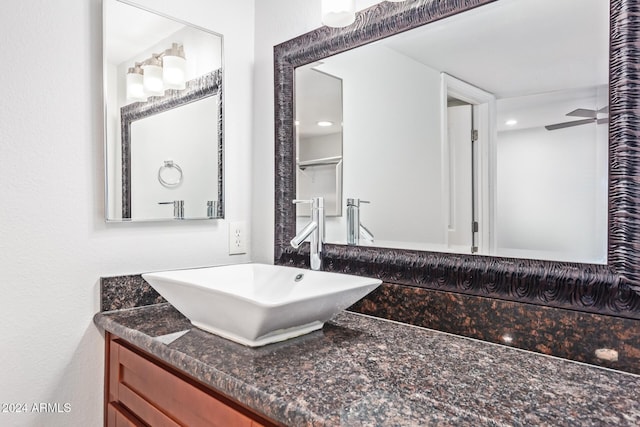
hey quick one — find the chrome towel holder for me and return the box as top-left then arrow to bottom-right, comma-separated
158,160 -> 183,187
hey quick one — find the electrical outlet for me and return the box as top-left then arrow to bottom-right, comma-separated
228,221 -> 247,255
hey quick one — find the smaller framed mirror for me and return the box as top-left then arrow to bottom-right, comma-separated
295,63 -> 344,220
103,0 -> 224,221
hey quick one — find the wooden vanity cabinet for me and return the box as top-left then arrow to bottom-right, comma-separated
104,333 -> 278,427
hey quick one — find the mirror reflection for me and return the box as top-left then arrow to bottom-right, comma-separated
104,0 -> 224,221
295,66 -> 343,217
294,0 -> 608,264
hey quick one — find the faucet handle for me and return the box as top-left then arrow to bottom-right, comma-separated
158,200 -> 184,219
293,197 -> 324,208
347,198 -> 370,207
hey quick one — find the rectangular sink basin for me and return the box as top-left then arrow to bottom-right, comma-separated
142,263 -> 381,347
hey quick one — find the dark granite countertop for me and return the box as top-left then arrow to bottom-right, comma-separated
94,304 -> 640,426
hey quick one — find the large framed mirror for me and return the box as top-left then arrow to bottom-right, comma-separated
103,0 -> 224,221
274,0 -> 640,319
293,0 -> 608,264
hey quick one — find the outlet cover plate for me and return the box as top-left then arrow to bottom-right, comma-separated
229,221 -> 247,255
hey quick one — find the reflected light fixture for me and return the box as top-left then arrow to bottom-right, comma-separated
505,119 -> 518,126
142,54 -> 164,96
317,121 -> 334,127
321,0 -> 406,28
125,64 -> 145,102
125,43 -> 187,102
163,43 -> 187,90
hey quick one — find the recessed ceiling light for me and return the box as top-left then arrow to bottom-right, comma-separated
294,120 -> 300,126
317,121 -> 334,127
505,119 -> 518,126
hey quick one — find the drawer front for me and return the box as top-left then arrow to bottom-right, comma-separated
107,403 -> 144,427
108,338 -> 261,427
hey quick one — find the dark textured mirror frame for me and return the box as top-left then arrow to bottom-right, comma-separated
274,0 -> 640,319
120,69 -> 224,219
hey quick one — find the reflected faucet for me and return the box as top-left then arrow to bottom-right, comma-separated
291,197 -> 324,270
207,200 -> 218,218
158,200 -> 184,219
346,198 -> 374,245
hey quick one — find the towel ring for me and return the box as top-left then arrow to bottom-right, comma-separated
158,160 -> 183,188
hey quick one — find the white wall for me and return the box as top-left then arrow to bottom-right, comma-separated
130,96 -> 219,219
299,133 -> 342,162
252,0 -> 379,262
292,42 -> 444,246
496,123 -> 608,263
324,44 -> 444,245
0,0 -> 254,425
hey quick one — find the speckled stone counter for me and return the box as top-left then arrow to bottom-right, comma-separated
94,304 -> 640,426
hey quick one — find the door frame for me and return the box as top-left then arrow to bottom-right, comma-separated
440,73 -> 497,254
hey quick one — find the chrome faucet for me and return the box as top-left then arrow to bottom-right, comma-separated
158,200 -> 184,219
346,198 -> 374,245
207,200 -> 218,218
291,197 -> 325,270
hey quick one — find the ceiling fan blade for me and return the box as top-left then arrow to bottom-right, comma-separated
598,106 -> 609,114
566,108 -> 597,118
597,118 -> 609,124
545,118 -> 596,131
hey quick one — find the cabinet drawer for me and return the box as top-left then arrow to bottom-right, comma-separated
107,336 -> 266,427
106,403 -> 144,427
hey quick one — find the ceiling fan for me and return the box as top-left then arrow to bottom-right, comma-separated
544,106 -> 609,131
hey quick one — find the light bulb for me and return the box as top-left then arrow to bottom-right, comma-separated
125,66 -> 145,102
142,56 -> 164,97
163,43 -> 186,90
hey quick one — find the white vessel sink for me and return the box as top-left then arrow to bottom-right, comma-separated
142,263 -> 381,347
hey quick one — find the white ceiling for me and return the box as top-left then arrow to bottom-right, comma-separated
382,0 -> 609,99
105,0 -> 185,64
296,0 -> 610,135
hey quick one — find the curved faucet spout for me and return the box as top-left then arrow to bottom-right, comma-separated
291,221 -> 318,248
291,197 -> 325,270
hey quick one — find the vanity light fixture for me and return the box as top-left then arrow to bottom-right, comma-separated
321,0 -> 356,28
142,54 -> 165,96
125,64 -> 146,102
162,43 -> 187,90
321,0 -> 406,28
317,121 -> 334,127
505,119 -> 518,126
125,43 -> 187,102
